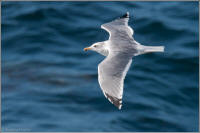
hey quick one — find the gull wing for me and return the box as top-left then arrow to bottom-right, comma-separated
98,52 -> 132,109
101,12 -> 134,40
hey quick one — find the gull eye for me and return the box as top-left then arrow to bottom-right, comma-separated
94,45 -> 97,48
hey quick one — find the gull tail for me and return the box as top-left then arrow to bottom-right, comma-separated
143,46 -> 165,53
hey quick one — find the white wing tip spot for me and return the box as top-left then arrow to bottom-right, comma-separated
118,104 -> 122,110
127,12 -> 129,16
103,92 -> 123,109
120,12 -> 130,19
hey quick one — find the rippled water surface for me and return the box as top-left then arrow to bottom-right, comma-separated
2,1 -> 199,132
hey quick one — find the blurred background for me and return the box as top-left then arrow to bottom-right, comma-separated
2,1 -> 199,132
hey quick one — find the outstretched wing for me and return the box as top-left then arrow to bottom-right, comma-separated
101,12 -> 134,40
98,52 -> 133,109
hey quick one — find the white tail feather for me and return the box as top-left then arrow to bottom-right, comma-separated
143,46 -> 164,53
135,45 -> 164,56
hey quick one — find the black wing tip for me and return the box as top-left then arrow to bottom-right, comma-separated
119,12 -> 129,19
104,92 -> 122,110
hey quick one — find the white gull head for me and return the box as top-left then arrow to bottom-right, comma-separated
84,41 -> 109,56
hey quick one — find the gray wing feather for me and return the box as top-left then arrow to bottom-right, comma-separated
101,12 -> 134,40
98,13 -> 135,109
98,52 -> 132,109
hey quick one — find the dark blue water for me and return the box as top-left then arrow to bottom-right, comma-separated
2,1 -> 199,132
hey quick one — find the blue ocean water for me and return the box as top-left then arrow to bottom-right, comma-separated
2,1 -> 199,132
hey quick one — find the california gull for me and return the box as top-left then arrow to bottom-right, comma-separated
84,12 -> 164,109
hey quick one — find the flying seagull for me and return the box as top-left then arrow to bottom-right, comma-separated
84,12 -> 164,109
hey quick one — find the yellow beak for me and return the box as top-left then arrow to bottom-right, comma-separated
84,47 -> 91,51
